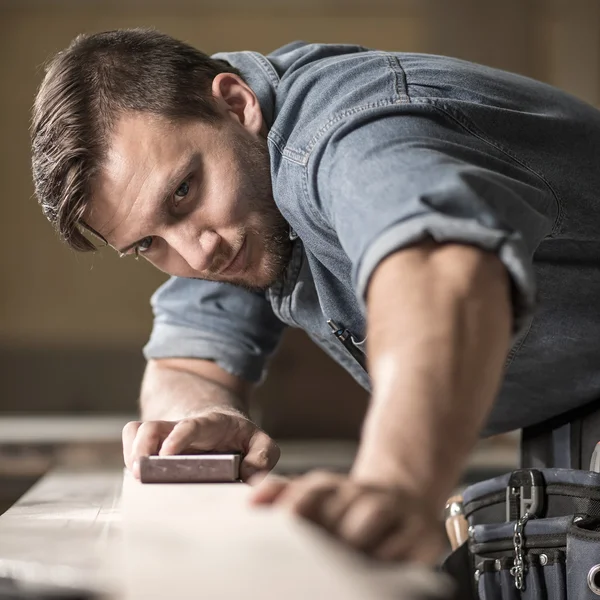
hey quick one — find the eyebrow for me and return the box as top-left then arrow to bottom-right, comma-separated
116,152 -> 202,255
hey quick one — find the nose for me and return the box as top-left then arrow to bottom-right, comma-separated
166,227 -> 221,272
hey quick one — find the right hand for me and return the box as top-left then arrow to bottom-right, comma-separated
122,408 -> 280,482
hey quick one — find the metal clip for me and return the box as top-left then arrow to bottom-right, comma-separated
520,479 -> 542,518
505,469 -> 545,522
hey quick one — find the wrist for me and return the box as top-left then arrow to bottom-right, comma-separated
351,444 -> 427,491
350,411 -> 470,511
142,403 -> 249,422
350,455 -> 449,513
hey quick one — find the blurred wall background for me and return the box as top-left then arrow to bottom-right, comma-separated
0,0 -> 598,438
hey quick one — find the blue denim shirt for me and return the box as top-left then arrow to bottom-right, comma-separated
144,42 -> 600,436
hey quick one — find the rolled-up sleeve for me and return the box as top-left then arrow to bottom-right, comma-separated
143,277 -> 286,383
314,111 -> 559,333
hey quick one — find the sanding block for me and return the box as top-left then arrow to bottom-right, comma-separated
139,453 -> 241,483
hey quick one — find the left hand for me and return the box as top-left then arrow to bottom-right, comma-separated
248,470 -> 445,564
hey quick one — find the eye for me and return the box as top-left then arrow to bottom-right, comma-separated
173,180 -> 190,206
136,236 -> 154,254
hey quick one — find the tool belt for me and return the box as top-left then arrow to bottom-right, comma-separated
444,468 -> 600,599
443,400 -> 600,599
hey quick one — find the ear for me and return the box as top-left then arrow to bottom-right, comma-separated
212,73 -> 263,135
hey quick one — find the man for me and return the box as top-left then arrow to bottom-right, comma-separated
31,28 -> 600,564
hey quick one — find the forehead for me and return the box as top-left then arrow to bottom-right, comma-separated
105,112 -> 181,178
85,114 -> 192,236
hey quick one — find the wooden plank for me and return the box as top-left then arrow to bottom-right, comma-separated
0,469 -> 122,594
0,468 -> 450,600
118,473 -> 448,600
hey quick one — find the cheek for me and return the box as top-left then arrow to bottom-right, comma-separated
206,163 -> 248,223
145,251 -> 196,278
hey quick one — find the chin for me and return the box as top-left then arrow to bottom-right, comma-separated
226,274 -> 270,292
225,262 -> 280,292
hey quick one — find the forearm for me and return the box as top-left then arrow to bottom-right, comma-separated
140,359 -> 250,421
351,242 -> 512,512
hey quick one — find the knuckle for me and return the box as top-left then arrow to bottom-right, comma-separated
208,410 -> 235,424
253,449 -> 268,467
136,421 -> 167,442
254,448 -> 271,465
205,411 -> 239,435
175,418 -> 198,431
122,421 -> 142,436
137,421 -> 158,434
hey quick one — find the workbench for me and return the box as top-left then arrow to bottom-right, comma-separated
0,467 -> 451,600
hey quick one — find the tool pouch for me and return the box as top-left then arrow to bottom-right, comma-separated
443,468 -> 600,599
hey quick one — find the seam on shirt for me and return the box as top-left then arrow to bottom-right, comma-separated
280,99 -> 396,167
412,98 -> 564,237
244,51 -> 281,89
279,240 -> 305,327
301,99 -> 397,160
280,146 -> 307,165
267,130 -> 286,156
385,54 -> 410,104
281,53 -> 406,163
300,153 -> 333,230
504,314 -> 534,370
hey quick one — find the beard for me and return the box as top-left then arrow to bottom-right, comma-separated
221,131 -> 293,292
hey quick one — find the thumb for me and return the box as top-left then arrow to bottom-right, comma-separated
240,430 -> 280,481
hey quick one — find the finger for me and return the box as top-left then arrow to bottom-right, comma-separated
248,474 -> 290,505
159,417 -> 220,455
286,483 -> 338,521
336,492 -> 399,551
240,431 -> 280,481
122,421 -> 142,471
316,481 -> 360,532
130,421 -> 172,477
159,419 -> 200,456
274,471 -> 342,517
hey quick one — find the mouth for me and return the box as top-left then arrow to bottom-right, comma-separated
219,236 -> 248,276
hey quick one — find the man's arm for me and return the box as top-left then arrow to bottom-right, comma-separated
140,357 -> 253,420
250,240 -> 512,562
123,358 -> 279,482
351,241 -> 512,512
124,277 -> 286,480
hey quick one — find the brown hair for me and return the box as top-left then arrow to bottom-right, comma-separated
31,28 -> 242,251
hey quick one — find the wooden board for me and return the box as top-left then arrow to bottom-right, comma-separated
0,468 -> 121,595
0,468 -> 451,600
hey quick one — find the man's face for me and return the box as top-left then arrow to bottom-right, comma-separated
86,108 -> 291,291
